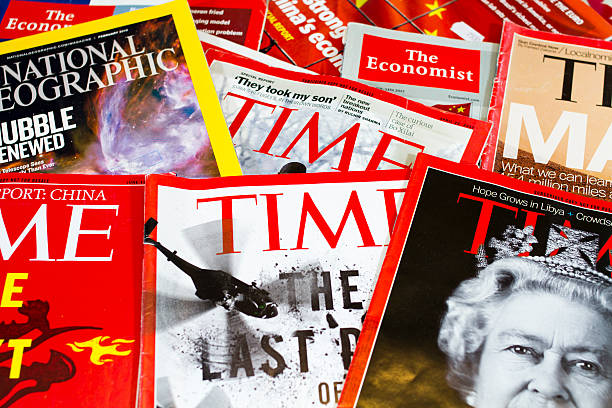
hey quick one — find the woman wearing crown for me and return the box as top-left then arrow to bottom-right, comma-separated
438,226 -> 612,408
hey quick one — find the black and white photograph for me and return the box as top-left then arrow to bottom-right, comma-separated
354,164 -> 612,408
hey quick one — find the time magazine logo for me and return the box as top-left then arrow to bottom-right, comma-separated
357,34 -> 481,93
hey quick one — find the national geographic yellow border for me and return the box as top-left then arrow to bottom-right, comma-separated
0,0 -> 242,176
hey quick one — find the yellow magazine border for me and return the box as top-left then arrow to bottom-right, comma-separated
0,0 -> 242,177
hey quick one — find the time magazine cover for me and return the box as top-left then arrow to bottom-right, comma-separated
0,173 -> 144,407
207,50 -> 490,175
484,22 -> 612,202
342,23 -> 498,121
339,154 -> 612,407
140,170 -> 411,407
0,0 -> 240,177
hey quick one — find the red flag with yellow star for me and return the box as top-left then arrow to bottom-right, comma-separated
356,0 -> 451,29
410,0 -> 612,41
432,102 -> 472,117
411,0 -> 501,40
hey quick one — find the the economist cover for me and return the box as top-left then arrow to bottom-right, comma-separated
188,0 -> 267,49
0,1 -> 125,41
0,0 -> 266,49
342,23 -> 498,121
260,0 -> 612,75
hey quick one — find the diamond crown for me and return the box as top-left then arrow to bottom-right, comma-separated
476,225 -> 612,287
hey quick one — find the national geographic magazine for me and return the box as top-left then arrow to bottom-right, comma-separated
0,0 -> 240,177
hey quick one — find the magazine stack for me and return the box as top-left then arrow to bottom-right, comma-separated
0,0 -> 611,407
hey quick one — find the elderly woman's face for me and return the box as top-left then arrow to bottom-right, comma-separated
473,292 -> 612,408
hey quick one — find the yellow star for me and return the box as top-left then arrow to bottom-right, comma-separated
425,0 -> 447,19
356,0 -> 368,7
457,106 -> 466,113
424,29 -> 438,36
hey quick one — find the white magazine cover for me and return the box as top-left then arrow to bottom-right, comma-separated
342,23 -> 498,121
207,51 -> 490,175
142,170 -> 410,407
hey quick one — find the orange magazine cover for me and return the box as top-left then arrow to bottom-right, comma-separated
484,21 -> 612,202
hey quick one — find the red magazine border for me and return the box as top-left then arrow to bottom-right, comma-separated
140,169 -> 412,407
206,49 -> 491,165
339,153 -> 612,406
483,20 -> 612,170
